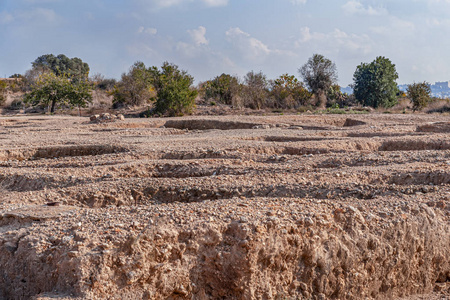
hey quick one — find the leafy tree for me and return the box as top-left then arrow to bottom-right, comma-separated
149,62 -> 198,116
299,54 -> 338,108
241,71 -> 269,109
112,61 -> 154,107
25,73 -> 92,113
271,74 -> 312,108
407,82 -> 432,112
203,73 -> 240,105
353,56 -> 399,108
32,54 -> 90,83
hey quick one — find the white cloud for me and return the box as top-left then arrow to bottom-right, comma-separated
296,27 -> 373,56
188,26 -> 208,46
140,0 -> 228,9
226,27 -> 271,60
151,0 -> 188,8
202,0 -> 228,7
370,17 -> 415,36
138,26 -> 157,35
289,0 -> 307,4
342,1 -> 387,16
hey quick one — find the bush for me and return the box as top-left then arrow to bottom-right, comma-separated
407,82 -> 432,112
426,99 -> 450,113
90,73 -> 116,92
150,62 -> 198,116
270,74 -> 312,109
0,80 -> 7,106
112,62 -> 154,107
203,74 -> 240,105
9,99 -> 24,110
240,71 -> 269,109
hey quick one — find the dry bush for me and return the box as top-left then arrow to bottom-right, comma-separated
389,97 -> 412,112
426,98 -> 450,113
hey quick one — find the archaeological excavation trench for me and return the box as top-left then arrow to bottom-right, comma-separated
0,115 -> 449,300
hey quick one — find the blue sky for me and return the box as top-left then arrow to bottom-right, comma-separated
1,0 -> 450,86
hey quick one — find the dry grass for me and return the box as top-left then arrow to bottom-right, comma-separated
426,98 -> 450,113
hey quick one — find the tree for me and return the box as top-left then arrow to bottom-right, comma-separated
299,54 -> 338,108
271,74 -> 312,108
90,73 -> 116,91
241,71 -> 269,109
407,82 -> 432,112
112,61 -> 154,107
32,54 -> 90,83
25,73 -> 92,113
203,73 -> 240,105
149,62 -> 198,116
353,56 -> 399,108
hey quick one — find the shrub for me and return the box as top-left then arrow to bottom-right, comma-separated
240,71 -> 269,109
150,62 -> 198,116
0,80 -> 7,106
270,74 -> 312,109
203,74 -> 240,105
112,61 -> 154,107
407,82 -> 432,112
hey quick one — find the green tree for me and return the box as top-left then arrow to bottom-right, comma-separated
150,62 -> 198,116
32,54 -> 90,83
271,74 -> 312,108
25,73 -> 92,113
203,73 -> 240,105
112,61 -> 154,107
353,56 -> 399,108
299,54 -> 338,109
407,82 -> 432,112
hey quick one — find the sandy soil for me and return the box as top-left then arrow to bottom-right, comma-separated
0,113 -> 449,299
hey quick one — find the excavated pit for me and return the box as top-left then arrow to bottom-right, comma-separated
0,145 -> 128,162
0,114 -> 449,300
164,119 -> 264,130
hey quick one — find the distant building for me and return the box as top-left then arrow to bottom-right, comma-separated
434,81 -> 450,89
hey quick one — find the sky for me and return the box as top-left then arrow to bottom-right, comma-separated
1,0 -> 450,86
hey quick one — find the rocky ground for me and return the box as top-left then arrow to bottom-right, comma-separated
0,113 -> 449,300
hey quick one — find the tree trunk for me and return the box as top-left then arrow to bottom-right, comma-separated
317,92 -> 327,109
50,100 -> 56,113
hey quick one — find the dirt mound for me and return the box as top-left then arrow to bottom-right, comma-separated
416,122 -> 450,133
343,118 -> 367,127
379,139 -> 450,151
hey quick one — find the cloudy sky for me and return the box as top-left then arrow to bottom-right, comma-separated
1,0 -> 450,86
